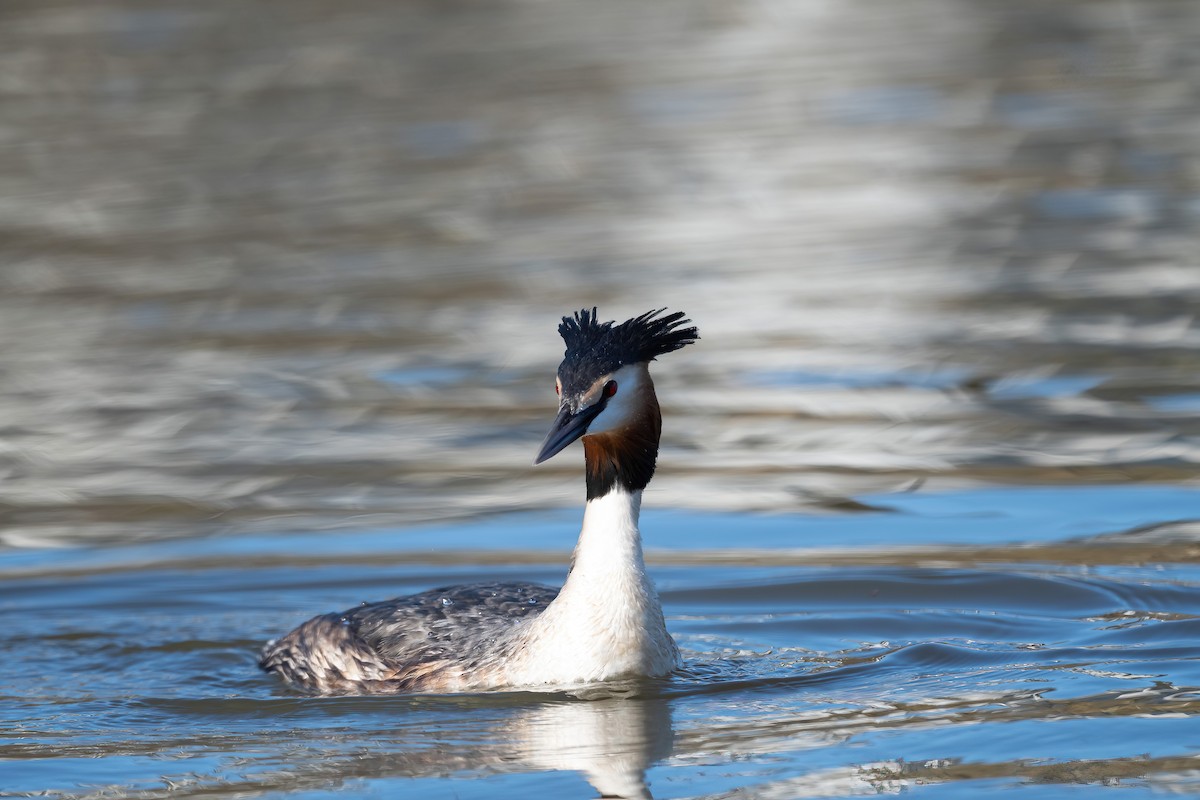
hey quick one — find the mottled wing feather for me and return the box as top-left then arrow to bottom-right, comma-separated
349,581 -> 559,661
260,581 -> 559,693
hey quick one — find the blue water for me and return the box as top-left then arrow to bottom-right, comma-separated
3,485 -> 1197,798
3,0 -> 1200,796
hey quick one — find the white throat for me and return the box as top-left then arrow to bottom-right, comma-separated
572,489 -> 645,582
507,489 -> 679,687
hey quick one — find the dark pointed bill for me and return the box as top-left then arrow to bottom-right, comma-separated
533,402 -> 605,465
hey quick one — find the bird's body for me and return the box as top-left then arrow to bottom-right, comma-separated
260,309 -> 697,694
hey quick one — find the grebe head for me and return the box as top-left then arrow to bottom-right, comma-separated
534,307 -> 698,466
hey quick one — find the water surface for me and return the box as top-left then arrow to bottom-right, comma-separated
2,0 -> 1199,797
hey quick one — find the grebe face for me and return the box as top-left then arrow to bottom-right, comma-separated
533,363 -> 647,464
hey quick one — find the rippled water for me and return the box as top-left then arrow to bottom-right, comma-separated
3,0 -> 1200,797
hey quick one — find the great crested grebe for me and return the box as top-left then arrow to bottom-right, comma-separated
260,307 -> 699,694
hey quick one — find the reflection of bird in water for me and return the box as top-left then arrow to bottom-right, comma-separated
260,308 -> 698,694
518,696 -> 674,800
252,696 -> 674,800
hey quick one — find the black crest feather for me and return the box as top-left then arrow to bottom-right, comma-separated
558,307 -> 698,377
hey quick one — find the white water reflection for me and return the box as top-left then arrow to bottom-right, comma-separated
2,0 -> 1199,548
518,698 -> 674,800
2,1 -> 1200,795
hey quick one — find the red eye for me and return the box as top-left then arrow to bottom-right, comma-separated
604,381 -> 618,398
555,382 -> 560,395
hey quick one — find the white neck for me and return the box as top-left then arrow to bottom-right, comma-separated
570,489 -> 646,587
507,489 -> 679,687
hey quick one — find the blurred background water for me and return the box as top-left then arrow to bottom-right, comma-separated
2,0 -> 1199,798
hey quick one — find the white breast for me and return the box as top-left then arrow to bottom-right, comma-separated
503,490 -> 679,688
